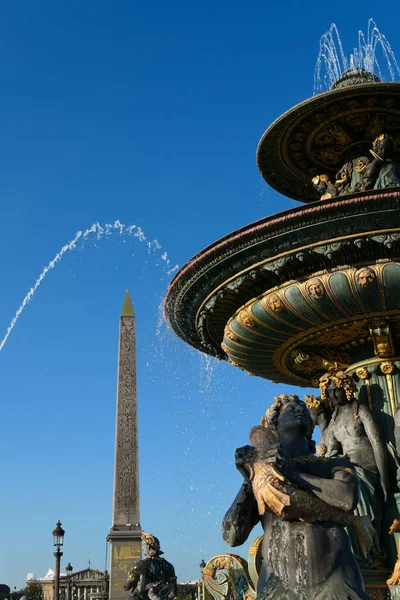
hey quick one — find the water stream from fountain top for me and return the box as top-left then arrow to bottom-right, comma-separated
314,19 -> 400,94
0,220 -> 179,353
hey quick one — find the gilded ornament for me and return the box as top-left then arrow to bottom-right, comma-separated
225,329 -> 239,343
239,308 -> 255,328
355,367 -> 370,380
311,174 -> 330,185
221,341 -> 230,354
311,174 -> 338,200
229,359 -> 240,367
292,349 -> 348,375
355,267 -> 376,288
304,394 -> 321,409
380,361 -> 395,375
266,293 -> 284,313
370,321 -> 395,358
319,370 -> 357,402
211,556 -> 232,571
375,132 -> 393,144
305,277 -> 325,299
316,444 -> 327,457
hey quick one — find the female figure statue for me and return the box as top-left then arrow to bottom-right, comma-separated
222,394 -> 370,599
317,371 -> 389,562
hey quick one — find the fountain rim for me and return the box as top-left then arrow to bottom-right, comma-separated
164,188 -> 400,355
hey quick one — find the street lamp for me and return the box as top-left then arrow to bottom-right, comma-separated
199,560 -> 206,600
52,521 -> 65,600
65,563 -> 73,600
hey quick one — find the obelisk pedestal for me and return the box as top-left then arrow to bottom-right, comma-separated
107,292 -> 141,600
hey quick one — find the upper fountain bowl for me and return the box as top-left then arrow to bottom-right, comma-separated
331,67 -> 381,89
256,77 -> 400,202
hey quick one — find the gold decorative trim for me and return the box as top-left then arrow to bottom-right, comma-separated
346,357 -> 400,370
219,263 -> 400,374
217,257 -> 400,383
277,312 -> 396,381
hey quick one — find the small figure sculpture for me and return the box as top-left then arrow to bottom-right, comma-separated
364,133 -> 400,190
335,156 -> 370,194
305,278 -> 325,299
124,532 -> 177,600
222,394 -> 371,599
355,267 -> 376,289
311,174 -> 339,200
266,293 -> 284,313
317,371 -> 389,563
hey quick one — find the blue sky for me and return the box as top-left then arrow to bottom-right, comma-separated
0,0 -> 398,589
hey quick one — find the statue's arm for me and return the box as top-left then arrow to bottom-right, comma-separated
123,566 -> 141,592
222,479 -> 260,547
125,561 -> 146,594
289,466 -> 360,512
358,404 -> 389,500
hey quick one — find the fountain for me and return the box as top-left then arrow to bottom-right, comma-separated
165,21 -> 400,600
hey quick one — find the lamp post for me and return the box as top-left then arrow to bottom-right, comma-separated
65,563 -> 73,600
52,521 -> 65,600
199,560 -> 206,600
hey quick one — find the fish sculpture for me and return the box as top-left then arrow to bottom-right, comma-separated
245,423 -> 373,560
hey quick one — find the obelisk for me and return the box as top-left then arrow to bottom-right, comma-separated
107,291 -> 141,600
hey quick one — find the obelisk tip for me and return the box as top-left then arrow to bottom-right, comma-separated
121,290 -> 135,317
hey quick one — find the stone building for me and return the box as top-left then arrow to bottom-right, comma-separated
26,568 -> 107,600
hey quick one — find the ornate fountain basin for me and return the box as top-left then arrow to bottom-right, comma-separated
165,190 -> 400,386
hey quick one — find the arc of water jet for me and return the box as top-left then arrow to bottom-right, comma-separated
0,220 -> 179,353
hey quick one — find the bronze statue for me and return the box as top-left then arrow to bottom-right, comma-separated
124,532 -> 177,600
311,174 -> 339,200
315,371 -> 389,563
222,394 -> 371,599
335,156 -> 370,194
365,134 -> 400,190
245,403 -> 372,557
312,133 -> 400,199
